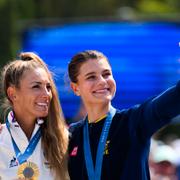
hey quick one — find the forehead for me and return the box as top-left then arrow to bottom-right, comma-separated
79,58 -> 111,74
21,67 -> 50,83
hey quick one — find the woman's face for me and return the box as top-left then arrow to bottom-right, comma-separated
8,67 -> 52,121
71,58 -> 116,107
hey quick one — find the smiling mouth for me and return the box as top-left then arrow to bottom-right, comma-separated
36,102 -> 49,110
93,88 -> 110,93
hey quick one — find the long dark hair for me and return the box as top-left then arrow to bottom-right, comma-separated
68,50 -> 110,83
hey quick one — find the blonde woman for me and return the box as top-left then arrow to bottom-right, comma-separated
0,52 -> 69,180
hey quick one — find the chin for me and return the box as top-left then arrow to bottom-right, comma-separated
102,95 -> 113,101
37,112 -> 49,118
97,98 -> 111,104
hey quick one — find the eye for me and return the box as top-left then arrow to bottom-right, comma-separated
86,75 -> 96,80
32,84 -> 40,89
103,71 -> 111,78
46,84 -> 52,91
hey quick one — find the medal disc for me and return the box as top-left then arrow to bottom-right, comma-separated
17,161 -> 39,179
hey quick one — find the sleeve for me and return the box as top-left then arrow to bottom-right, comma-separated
132,81 -> 180,140
152,81 -> 180,120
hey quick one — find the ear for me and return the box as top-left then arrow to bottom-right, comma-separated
6,86 -> 17,102
70,82 -> 80,96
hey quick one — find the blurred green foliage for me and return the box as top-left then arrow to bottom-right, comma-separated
137,0 -> 177,13
0,0 -> 179,68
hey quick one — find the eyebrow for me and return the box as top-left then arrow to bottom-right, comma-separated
30,81 -> 51,85
85,69 -> 111,76
30,81 -> 42,85
103,69 -> 111,73
85,72 -> 96,77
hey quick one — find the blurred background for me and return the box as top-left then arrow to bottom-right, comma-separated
0,0 -> 179,136
0,0 -> 180,178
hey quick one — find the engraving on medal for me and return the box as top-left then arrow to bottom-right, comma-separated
23,166 -> 34,178
18,161 -> 39,179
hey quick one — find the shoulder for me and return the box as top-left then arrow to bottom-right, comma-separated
0,124 -> 8,141
113,107 -> 139,119
68,120 -> 85,134
112,106 -> 143,129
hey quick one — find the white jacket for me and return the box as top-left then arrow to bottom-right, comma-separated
0,114 -> 54,180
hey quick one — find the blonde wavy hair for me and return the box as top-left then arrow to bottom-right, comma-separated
1,52 -> 69,179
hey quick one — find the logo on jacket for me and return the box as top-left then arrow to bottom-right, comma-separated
9,156 -> 18,168
70,146 -> 78,156
104,140 -> 110,155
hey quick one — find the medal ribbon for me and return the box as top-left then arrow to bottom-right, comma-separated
6,116 -> 41,164
83,106 -> 116,180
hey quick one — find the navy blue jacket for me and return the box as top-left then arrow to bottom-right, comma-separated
68,81 -> 180,180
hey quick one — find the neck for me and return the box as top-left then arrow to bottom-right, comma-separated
15,115 -> 36,140
85,103 -> 111,123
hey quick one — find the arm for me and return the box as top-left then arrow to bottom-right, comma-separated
133,81 -> 180,140
151,81 -> 180,120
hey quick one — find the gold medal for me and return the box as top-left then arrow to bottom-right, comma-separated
17,161 -> 39,180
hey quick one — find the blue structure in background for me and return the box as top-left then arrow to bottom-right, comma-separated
22,22 -> 180,120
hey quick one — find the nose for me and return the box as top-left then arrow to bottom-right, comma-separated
42,87 -> 51,99
98,75 -> 106,85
